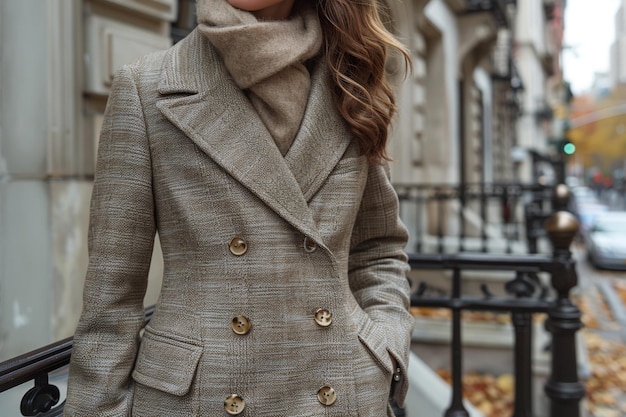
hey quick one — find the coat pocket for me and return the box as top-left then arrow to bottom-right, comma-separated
351,307 -> 394,416
131,327 -> 203,396
352,307 -> 393,375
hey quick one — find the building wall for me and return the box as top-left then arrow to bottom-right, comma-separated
419,0 -> 465,185
388,0 -> 522,243
386,0 -> 463,188
1,0 -> 58,358
610,1 -> 626,88
385,0 -> 425,184
0,0 -> 173,360
474,67 -> 494,183
515,0 -> 553,182
516,0 -> 546,57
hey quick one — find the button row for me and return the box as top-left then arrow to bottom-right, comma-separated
228,236 -> 318,256
230,310 -> 332,335
224,386 -> 336,414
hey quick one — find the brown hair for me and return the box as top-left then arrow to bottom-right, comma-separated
316,0 -> 410,162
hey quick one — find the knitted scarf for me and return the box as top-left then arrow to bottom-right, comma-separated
196,0 -> 323,155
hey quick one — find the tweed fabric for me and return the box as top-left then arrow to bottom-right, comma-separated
64,28 -> 413,416
197,0 -> 322,155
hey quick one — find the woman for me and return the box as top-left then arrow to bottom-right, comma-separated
64,0 -> 414,415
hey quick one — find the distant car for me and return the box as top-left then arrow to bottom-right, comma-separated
576,202 -> 608,231
585,212 -> 626,270
569,186 -> 607,230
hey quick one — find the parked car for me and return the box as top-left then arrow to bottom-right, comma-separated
569,186 -> 608,231
585,212 -> 626,270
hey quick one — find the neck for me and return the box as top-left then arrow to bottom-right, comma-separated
252,0 -> 295,20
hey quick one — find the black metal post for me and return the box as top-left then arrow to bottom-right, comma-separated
511,312 -> 532,417
525,205 -> 536,254
543,211 -> 585,417
503,186 -> 513,254
459,187 -> 466,253
551,184 -> 571,213
437,189 -> 445,253
416,189 -> 423,253
553,157 -> 566,187
445,268 -> 470,417
459,80 -> 466,254
480,184 -> 487,253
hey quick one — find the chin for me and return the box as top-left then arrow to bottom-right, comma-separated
227,0 -> 285,12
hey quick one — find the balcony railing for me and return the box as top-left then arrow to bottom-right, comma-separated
406,193 -> 584,416
394,183 -> 556,255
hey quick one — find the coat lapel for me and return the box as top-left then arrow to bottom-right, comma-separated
156,30 -> 352,239
284,61 -> 353,202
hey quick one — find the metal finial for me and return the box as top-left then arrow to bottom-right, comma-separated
552,184 -> 571,211
544,211 -> 579,251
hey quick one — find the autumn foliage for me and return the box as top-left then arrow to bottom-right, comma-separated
569,86 -> 626,175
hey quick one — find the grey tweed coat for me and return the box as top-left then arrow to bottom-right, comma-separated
64,28 -> 414,417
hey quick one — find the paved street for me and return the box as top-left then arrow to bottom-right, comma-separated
572,242 -> 626,417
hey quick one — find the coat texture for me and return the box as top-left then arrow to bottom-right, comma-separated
64,28 -> 414,417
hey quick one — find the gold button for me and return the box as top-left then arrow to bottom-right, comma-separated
229,237 -> 247,256
224,394 -> 245,415
314,308 -> 332,327
317,386 -> 336,406
231,315 -> 251,335
303,236 -> 317,253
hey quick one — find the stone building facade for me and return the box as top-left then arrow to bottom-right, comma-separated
0,0 -> 183,360
387,0 -> 561,185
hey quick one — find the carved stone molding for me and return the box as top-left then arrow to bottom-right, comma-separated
84,14 -> 172,95
457,12 -> 498,72
90,0 -> 177,22
46,0 -> 83,176
414,0 -> 440,40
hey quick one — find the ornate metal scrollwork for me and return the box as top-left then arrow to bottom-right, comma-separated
20,374 -> 62,416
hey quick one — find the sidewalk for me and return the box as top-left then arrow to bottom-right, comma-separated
574,243 -> 626,417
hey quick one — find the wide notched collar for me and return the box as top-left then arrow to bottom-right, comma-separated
155,29 -> 353,240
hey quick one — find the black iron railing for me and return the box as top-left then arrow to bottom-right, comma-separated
0,307 -> 155,416
394,183 -> 554,254
408,209 -> 584,417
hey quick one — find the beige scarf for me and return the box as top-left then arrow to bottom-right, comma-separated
196,0 -> 323,155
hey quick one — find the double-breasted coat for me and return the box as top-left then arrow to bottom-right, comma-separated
64,28 -> 414,417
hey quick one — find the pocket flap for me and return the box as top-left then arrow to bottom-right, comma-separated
132,328 -> 202,396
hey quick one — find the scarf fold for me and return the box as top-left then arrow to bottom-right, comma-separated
197,0 -> 323,155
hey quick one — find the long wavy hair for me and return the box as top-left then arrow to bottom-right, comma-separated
316,0 -> 410,162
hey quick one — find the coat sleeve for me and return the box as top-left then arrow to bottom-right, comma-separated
64,65 -> 155,416
348,160 -> 414,407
